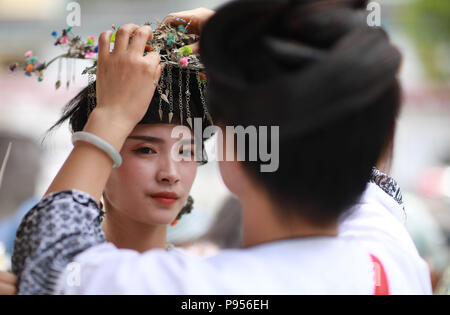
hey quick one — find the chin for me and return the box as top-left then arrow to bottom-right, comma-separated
136,205 -> 178,226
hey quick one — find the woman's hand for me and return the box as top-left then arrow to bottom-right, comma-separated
94,24 -> 162,133
162,8 -> 216,53
0,271 -> 17,295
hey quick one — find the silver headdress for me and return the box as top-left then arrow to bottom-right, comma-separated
9,19 -> 213,128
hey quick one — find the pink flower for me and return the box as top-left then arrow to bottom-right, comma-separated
60,36 -> 69,45
84,52 -> 96,59
180,57 -> 189,67
24,50 -> 33,58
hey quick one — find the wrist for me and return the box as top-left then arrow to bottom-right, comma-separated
83,107 -> 135,151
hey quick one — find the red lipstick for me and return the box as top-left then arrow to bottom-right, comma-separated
150,192 -> 179,205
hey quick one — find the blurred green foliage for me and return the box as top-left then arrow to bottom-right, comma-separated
397,0 -> 450,82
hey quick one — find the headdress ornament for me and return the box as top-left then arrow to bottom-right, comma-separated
9,18 -> 213,128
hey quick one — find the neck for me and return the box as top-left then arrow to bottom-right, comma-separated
240,187 -> 338,248
102,202 -> 167,253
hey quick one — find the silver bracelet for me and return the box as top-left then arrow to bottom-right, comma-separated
71,131 -> 122,168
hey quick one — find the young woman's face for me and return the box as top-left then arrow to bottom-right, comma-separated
103,124 -> 198,226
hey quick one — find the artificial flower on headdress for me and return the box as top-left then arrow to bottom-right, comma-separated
8,26 -> 98,89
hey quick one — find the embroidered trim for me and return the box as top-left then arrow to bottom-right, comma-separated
369,167 -> 405,214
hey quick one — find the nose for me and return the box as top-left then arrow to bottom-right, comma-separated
156,157 -> 180,185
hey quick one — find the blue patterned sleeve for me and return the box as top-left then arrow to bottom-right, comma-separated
12,190 -> 106,295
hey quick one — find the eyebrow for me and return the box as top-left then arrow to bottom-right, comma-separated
127,135 -> 164,143
127,135 -> 195,145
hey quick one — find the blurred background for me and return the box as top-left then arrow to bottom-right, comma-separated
0,0 -> 449,293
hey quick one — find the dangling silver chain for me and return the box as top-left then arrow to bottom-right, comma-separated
185,69 -> 192,128
196,70 -> 213,125
56,58 -> 62,89
178,67 -> 184,125
66,57 -> 70,89
168,64 -> 174,123
157,66 -> 166,121
87,72 -> 96,115
72,59 -> 76,84
84,65 -> 209,126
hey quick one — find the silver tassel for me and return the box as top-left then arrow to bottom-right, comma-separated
168,64 -> 174,123
185,69 -> 192,129
87,72 -> 96,115
197,70 -> 213,125
157,66 -> 166,121
66,57 -> 70,89
55,58 -> 62,89
178,67 -> 183,125
72,59 -> 76,83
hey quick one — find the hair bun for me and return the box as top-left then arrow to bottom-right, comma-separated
262,36 -> 326,69
201,0 -> 370,76
201,0 -> 401,138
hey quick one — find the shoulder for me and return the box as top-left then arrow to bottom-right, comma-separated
56,243 -> 212,294
339,183 -> 432,294
57,238 -> 378,294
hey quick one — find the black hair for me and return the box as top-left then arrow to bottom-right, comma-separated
200,0 -> 402,226
48,66 -> 212,164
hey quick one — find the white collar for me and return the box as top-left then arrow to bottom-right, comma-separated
358,182 -> 407,225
